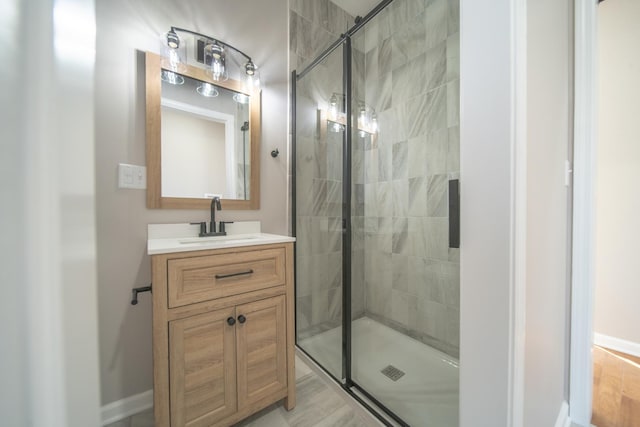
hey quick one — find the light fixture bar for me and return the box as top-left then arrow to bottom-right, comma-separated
169,26 -> 253,64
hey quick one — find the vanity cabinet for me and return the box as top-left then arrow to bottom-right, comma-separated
151,243 -> 295,427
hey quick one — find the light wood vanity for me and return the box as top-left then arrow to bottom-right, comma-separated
150,239 -> 296,427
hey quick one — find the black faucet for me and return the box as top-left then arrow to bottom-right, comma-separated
210,196 -> 222,234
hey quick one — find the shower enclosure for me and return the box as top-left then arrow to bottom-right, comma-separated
293,0 -> 459,425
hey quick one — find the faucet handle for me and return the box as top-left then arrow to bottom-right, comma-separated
219,221 -> 234,234
190,221 -> 207,236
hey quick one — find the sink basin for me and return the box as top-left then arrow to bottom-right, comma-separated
178,235 -> 260,245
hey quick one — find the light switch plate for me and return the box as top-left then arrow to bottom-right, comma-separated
118,163 -> 146,189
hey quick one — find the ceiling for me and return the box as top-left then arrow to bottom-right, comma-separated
330,0 -> 381,18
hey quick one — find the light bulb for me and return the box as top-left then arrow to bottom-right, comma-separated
206,42 -> 227,81
371,112 -> 378,133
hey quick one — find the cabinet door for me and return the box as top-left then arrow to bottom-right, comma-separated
169,307 -> 237,427
236,295 -> 288,409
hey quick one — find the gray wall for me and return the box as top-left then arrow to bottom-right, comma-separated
95,0 -> 288,406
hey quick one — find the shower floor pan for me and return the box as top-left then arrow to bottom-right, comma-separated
298,317 -> 459,427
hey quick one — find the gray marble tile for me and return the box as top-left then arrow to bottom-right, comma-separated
296,216 -> 313,254
392,179 -> 408,218
391,27 -> 410,70
427,174 -> 448,217
328,251 -> 343,289
314,403 -> 370,427
328,0 -> 354,36
328,287 -> 342,321
391,289 -> 410,326
392,141 -> 408,180
424,0 -> 448,49
364,147 -> 378,184
311,178 -> 327,216
378,37 -> 393,77
296,256 -> 312,297
376,182 -> 393,218
447,125 -> 460,172
408,176 -> 427,217
445,306 -> 460,349
392,217 -> 409,254
440,261 -> 460,307
448,0 -> 460,36
419,298 -> 447,340
311,254 -> 329,290
364,183 -> 378,217
377,142 -> 392,182
326,180 -> 342,217
297,295 -> 312,331
311,289 -> 330,325
310,217 -> 329,253
448,247 -> 460,262
425,41 -> 447,91
407,255 -> 427,298
426,127 -> 449,175
292,0 -> 329,27
446,31 -> 460,82
408,134 -> 427,178
388,0 -> 408,36
365,46 -> 379,82
425,217 -> 449,261
392,253 -> 409,292
407,85 -> 447,139
328,217 -> 343,252
447,79 -> 460,127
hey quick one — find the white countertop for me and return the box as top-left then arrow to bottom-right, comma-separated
147,222 -> 295,255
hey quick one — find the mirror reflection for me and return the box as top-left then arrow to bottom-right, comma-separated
161,72 -> 251,200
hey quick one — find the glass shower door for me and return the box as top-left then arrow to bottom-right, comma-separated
348,1 -> 460,426
294,45 -> 346,381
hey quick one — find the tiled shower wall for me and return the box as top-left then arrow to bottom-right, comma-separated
291,0 -> 358,337
356,0 -> 460,357
292,0 -> 460,358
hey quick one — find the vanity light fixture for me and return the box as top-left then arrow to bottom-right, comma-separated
162,26 -> 260,92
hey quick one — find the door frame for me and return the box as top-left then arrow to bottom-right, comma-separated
569,0 -> 597,424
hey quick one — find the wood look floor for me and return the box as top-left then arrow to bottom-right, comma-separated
592,346 -> 640,427
106,355 -> 373,427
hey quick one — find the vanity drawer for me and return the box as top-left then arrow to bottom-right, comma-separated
167,247 -> 286,308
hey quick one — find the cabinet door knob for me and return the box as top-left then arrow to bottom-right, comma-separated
237,315 -> 246,324
227,317 -> 236,326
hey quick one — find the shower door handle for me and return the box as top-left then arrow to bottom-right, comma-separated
449,179 -> 460,249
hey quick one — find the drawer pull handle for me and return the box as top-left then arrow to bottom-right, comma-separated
215,269 -> 254,279
238,315 -> 246,324
227,317 -> 236,326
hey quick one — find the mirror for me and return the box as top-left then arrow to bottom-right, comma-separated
145,51 -> 260,209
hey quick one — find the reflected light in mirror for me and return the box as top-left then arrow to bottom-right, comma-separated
161,70 -> 184,85
233,93 -> 250,104
196,82 -> 219,98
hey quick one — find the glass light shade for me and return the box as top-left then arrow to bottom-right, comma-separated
205,42 -> 228,81
371,114 -> 379,133
196,82 -> 219,97
161,32 -> 185,72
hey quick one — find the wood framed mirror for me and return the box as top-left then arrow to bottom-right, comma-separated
145,51 -> 260,209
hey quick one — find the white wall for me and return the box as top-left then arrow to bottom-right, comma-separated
95,0 -> 288,406
460,0 -> 572,425
1,0 -> 101,425
525,0 -> 572,425
595,0 -> 640,347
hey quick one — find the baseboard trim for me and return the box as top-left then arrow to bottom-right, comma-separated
101,389 -> 153,426
594,333 -> 640,358
555,401 -> 571,427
